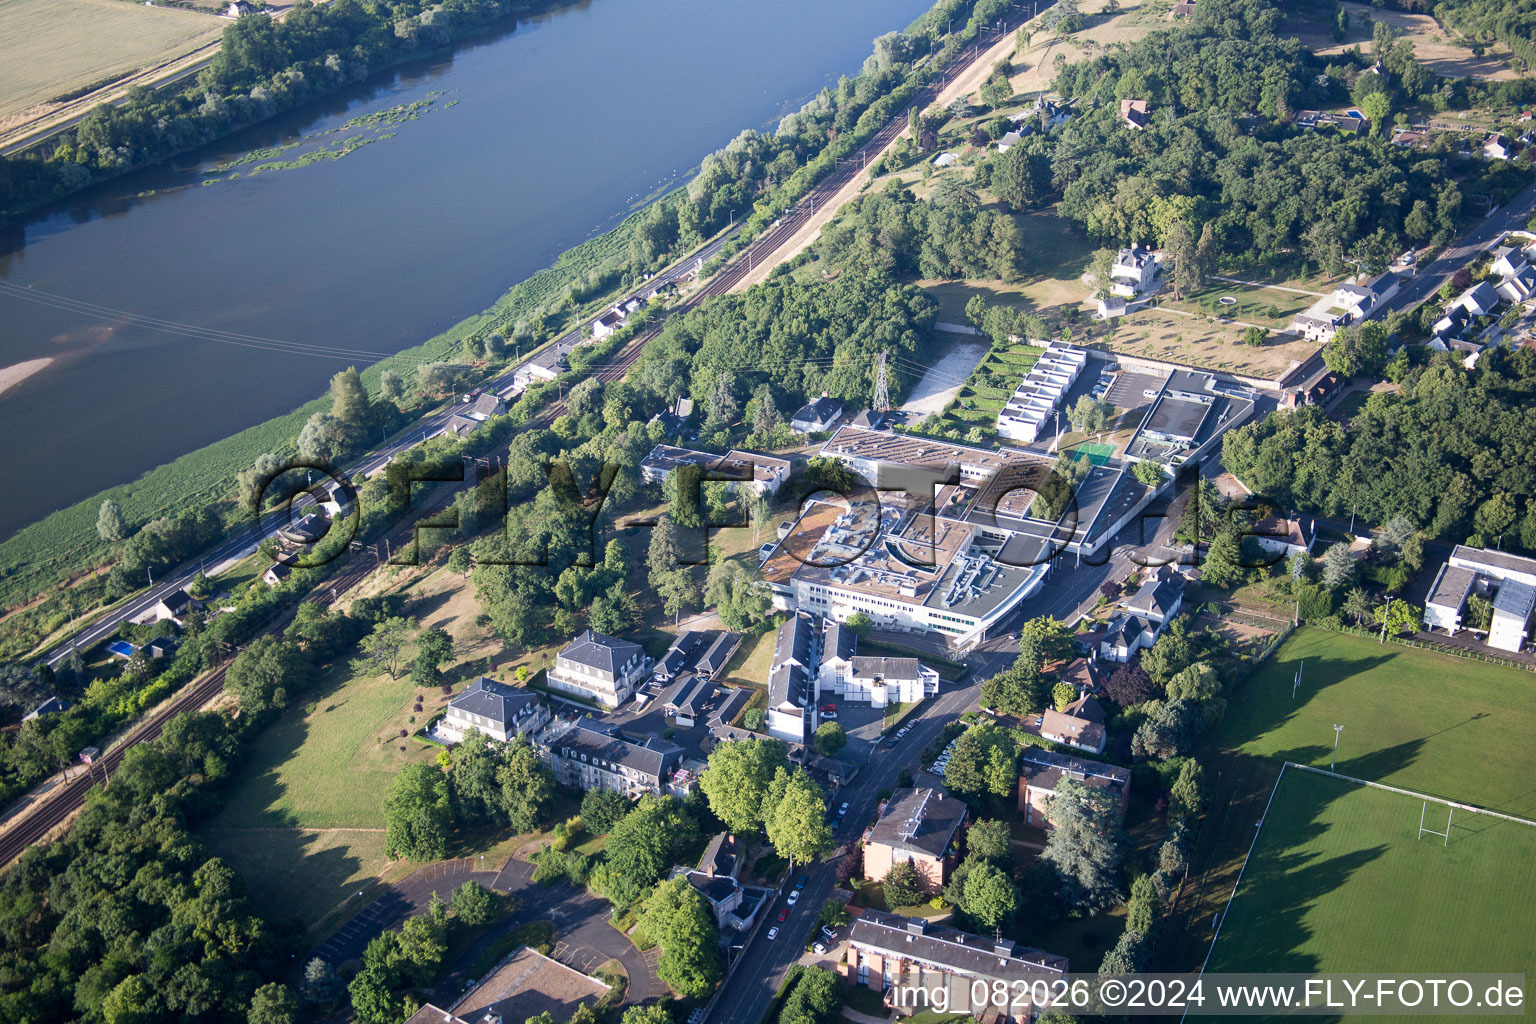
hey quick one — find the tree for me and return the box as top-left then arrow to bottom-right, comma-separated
766,766 -> 834,867
814,720 -> 847,755
384,763 -> 452,861
980,660 -> 1049,716
1169,759 -> 1205,820
225,634 -> 311,717
1342,586 -> 1374,626
820,900 -> 851,928
622,1008 -> 674,1024
961,861 -> 1018,930
1040,777 -> 1125,911
1165,662 -> 1222,707
1052,680 -> 1077,712
1131,699 -> 1203,760
1098,928 -> 1148,975
330,365 -> 369,428
1133,460 -> 1165,486
302,957 -> 342,1006
1200,530 -> 1244,588
1069,395 -> 1111,433
700,737 -> 789,833
412,626 -> 454,685
606,796 -> 700,899
967,818 -> 1011,862
1018,615 -> 1076,664
581,788 -> 630,833
642,876 -> 720,998
447,547 -> 472,575
298,411 -> 348,462
1321,541 -> 1355,590
1375,598 -> 1423,636
361,616 -> 412,678
845,610 -> 874,638
1242,325 -> 1268,347
1324,321 -> 1390,378
1360,90 -> 1391,136
97,498 -> 128,543
704,560 -> 770,631
1126,873 -> 1159,936
379,368 -> 407,407
452,879 -> 496,926
248,983 -> 299,1024
347,965 -> 401,1024
882,860 -> 923,909
993,145 -> 1046,211
495,738 -> 554,832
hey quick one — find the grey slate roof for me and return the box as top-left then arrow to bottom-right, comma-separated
867,787 -> 968,860
560,630 -> 644,675
791,396 -> 843,427
560,718 -> 683,780
851,655 -> 920,683
695,632 -> 739,677
449,678 -> 540,727
768,661 -> 809,711
824,621 -> 857,662
850,909 -> 1068,976
1019,749 -> 1130,798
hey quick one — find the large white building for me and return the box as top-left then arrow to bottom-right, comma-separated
545,630 -> 652,707
995,344 -> 1087,443
1424,546 -> 1536,653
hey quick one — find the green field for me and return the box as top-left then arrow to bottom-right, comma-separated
1220,628 -> 1536,818
1177,627 -> 1536,975
0,0 -> 224,119
1211,769 -> 1536,978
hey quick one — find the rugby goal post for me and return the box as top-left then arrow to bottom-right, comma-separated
1418,800 -> 1452,846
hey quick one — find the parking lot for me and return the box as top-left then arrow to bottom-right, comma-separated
812,698 -> 884,765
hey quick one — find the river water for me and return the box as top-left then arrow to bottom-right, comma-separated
0,0 -> 931,540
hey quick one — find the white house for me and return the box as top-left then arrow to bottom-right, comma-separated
790,396 -> 844,434
1289,274 -> 1400,343
546,630 -> 651,707
1039,707 -> 1106,755
437,678 -> 550,744
1110,246 -> 1158,297
767,613 -> 817,744
1425,546 -> 1536,654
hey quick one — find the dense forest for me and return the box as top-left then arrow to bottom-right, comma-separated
1222,345 -> 1536,551
1038,0 -> 1535,269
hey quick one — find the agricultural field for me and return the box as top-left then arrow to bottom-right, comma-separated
0,0 -> 225,121
1210,769 -> 1536,982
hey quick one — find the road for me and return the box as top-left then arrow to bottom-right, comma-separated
1390,177 -> 1536,315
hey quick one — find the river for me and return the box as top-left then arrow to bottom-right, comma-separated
0,0 -> 933,541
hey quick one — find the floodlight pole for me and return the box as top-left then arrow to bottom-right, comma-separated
1331,723 -> 1344,773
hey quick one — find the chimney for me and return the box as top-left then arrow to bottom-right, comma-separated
994,938 -> 1016,957
906,918 -> 926,936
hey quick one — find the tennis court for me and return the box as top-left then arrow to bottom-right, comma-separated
1068,442 -> 1115,466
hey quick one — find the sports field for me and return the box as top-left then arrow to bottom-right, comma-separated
1210,768 -> 1536,977
1219,628 -> 1536,818
0,0 -> 224,119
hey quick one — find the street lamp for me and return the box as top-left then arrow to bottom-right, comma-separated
1332,723 -> 1344,773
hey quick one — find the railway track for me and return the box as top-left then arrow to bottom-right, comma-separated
0,35 -> 987,869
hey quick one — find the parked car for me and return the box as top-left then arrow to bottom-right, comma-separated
821,703 -> 837,712
821,925 -> 838,940
787,890 -> 800,906
768,927 -> 780,941
821,711 -> 838,720
777,908 -> 788,922
840,802 -> 850,814
813,941 -> 828,955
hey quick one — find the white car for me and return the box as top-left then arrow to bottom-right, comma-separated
840,802 -> 850,814
767,927 -> 779,940
813,941 -> 828,955
787,890 -> 800,906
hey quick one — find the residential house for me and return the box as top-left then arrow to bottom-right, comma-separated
1110,246 -> 1158,297
1289,273 -> 1400,342
862,787 -> 968,894
545,630 -> 651,707
143,588 -> 194,627
1039,707 -> 1106,755
1119,98 -> 1150,129
1484,133 -> 1517,160
1250,516 -> 1316,563
846,656 -> 940,707
1170,0 -> 1195,16
225,0 -> 253,14
538,717 -> 683,798
1017,749 -> 1131,827
767,613 -> 817,743
1099,613 -> 1152,663
790,396 -> 844,434
262,562 -> 292,587
995,343 -> 1086,441
817,620 -> 858,691
448,392 -> 507,435
1295,110 -> 1367,135
843,911 -> 1067,1015
994,130 -> 1023,152
436,678 -> 549,744
589,309 -> 624,339
1459,280 -> 1501,317
1120,564 -> 1184,625
677,833 -> 765,930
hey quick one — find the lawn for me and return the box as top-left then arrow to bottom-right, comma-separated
1210,768 -> 1536,981
0,0 -> 225,119
1219,628 -> 1536,817
1168,626 -> 1536,971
